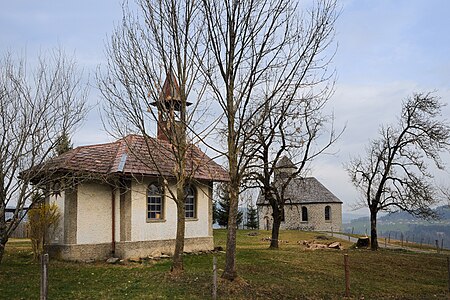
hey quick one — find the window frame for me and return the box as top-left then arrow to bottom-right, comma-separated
325,205 -> 331,222
184,185 -> 197,219
147,183 -> 164,221
301,206 -> 308,222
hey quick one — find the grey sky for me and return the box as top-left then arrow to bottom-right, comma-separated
1,0 -> 449,214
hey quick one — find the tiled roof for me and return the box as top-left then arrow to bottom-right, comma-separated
40,134 -> 229,182
256,177 -> 342,205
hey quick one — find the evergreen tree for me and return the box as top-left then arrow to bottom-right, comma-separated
245,204 -> 258,229
55,132 -> 73,155
215,183 -> 243,228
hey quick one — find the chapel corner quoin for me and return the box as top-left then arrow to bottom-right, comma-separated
29,75 -> 228,261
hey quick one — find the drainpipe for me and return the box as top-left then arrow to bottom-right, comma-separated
111,187 -> 116,257
113,153 -> 127,257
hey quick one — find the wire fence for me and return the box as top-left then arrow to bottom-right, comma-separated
344,227 -> 449,250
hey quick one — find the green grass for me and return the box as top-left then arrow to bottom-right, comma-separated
1,231 -> 448,299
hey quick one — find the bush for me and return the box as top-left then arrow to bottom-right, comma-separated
27,202 -> 61,260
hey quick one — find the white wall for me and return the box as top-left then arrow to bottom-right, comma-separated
48,192 -> 65,244
130,179 -> 212,242
76,182 -> 112,244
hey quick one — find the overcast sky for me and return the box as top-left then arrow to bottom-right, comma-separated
1,0 -> 449,215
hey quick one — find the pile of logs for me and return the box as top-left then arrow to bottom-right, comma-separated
298,240 -> 343,250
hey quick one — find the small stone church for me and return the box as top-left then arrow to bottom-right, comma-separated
32,75 -> 228,261
256,156 -> 342,232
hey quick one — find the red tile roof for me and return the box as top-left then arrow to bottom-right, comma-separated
42,135 -> 229,182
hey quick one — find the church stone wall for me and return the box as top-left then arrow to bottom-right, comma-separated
258,203 -> 342,232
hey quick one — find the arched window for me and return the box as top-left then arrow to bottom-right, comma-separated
301,206 -> 308,222
147,183 -> 163,220
185,186 -> 196,218
325,205 -> 331,221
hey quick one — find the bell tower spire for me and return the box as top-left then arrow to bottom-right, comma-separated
150,72 -> 192,142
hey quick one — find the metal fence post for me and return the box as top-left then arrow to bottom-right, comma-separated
40,253 -> 49,300
344,254 -> 350,297
447,256 -> 450,293
213,256 -> 217,300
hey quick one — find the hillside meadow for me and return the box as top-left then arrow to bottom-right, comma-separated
0,229 -> 448,299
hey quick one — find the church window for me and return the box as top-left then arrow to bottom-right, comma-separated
325,205 -> 331,221
301,206 -> 308,222
185,186 -> 196,219
147,183 -> 164,220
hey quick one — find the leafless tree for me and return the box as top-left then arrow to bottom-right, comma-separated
243,0 -> 339,249
98,0 -> 208,273
248,100 -> 341,249
0,50 -> 88,264
199,0 -> 339,280
347,93 -> 450,250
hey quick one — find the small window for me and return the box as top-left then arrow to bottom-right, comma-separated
185,186 -> 196,218
147,183 -> 163,220
325,206 -> 331,221
301,206 -> 308,222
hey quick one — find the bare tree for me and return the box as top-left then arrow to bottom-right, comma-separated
98,0 -> 208,273
347,93 -> 450,250
0,50 -> 88,264
199,0 -> 338,280
243,0 -> 339,249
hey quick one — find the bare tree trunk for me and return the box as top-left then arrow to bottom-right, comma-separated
270,207 -> 281,249
172,184 -> 186,273
370,209 -> 378,250
222,177 -> 239,281
0,208 -> 5,264
0,236 -> 7,264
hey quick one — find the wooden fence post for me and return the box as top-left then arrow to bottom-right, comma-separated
212,256 -> 217,300
447,256 -> 450,294
436,240 -> 440,254
401,233 -> 404,248
344,254 -> 350,297
385,238 -> 387,248
388,232 -> 391,243
40,253 -> 49,300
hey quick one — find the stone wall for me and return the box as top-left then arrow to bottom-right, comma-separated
258,203 -> 342,232
47,236 -> 213,261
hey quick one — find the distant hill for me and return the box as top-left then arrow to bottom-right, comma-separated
379,205 -> 450,222
343,205 -> 450,249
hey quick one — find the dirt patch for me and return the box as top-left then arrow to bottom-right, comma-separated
218,276 -> 250,296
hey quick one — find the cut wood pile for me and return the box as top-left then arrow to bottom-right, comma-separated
298,240 -> 344,250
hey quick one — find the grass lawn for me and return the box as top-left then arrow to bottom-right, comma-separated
0,230 -> 448,299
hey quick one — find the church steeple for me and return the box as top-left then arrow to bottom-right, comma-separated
150,72 -> 192,141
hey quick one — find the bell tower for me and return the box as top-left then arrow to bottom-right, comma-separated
150,73 -> 192,142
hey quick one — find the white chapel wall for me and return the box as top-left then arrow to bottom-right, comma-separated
48,192 -> 65,244
130,179 -> 212,242
76,182 -> 112,244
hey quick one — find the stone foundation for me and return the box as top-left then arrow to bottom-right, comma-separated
47,236 -> 214,261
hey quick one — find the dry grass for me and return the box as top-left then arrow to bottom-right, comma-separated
0,231 -> 448,299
